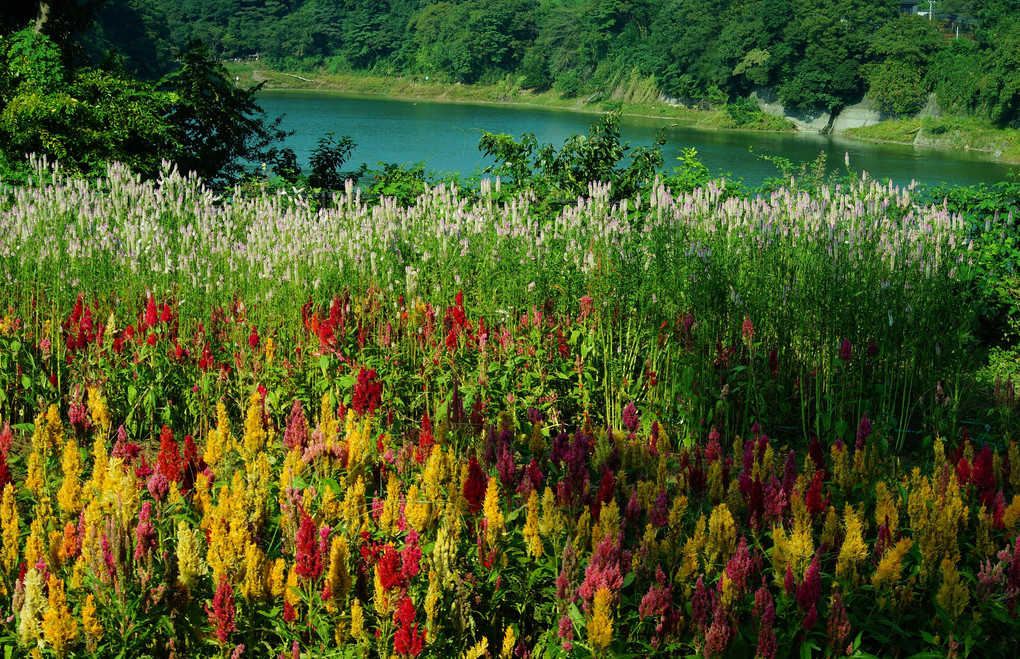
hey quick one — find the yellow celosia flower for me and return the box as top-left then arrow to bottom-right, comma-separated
57,437 -> 82,518
278,447 -> 305,497
103,458 -> 139,527
25,449 -> 45,496
30,410 -> 48,456
873,481 -> 899,533
593,499 -> 620,549
872,538 -> 912,592
425,569 -> 440,644
285,563 -> 300,607
977,506 -> 996,557
460,637 -> 488,659
176,521 -> 209,593
82,593 -> 103,651
350,598 -> 365,640
242,391 -> 266,458
574,506 -> 592,550
835,504 -> 868,590
706,461 -> 725,505
539,486 -> 564,537
668,493 -> 689,530
820,506 -> 840,548
678,515 -> 706,588
267,558 -> 287,599
705,503 -> 736,567
242,542 -> 266,601
41,575 -> 78,658
85,433 -> 108,500
587,587 -> 614,655
831,442 -> 851,491
86,387 -> 111,436
44,404 -> 63,452
341,476 -> 368,536
1,483 -> 19,574
404,485 -> 427,533
379,472 -> 401,536
328,534 -> 352,603
265,336 -> 276,365
935,557 -> 969,623
1004,494 -> 1020,533
501,625 -> 517,658
345,410 -> 372,470
523,490 -> 543,558
319,392 -> 339,452
24,518 -> 46,572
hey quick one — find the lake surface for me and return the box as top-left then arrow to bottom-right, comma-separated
257,90 -> 1017,189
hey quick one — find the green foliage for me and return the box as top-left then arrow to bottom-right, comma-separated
366,161 -> 429,206
0,29 -> 176,178
478,111 -> 665,203
307,132 -> 360,191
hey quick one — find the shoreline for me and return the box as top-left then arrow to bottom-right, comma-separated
227,63 -> 795,135
229,63 -> 1020,165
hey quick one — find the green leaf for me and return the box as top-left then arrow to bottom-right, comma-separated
21,374 -> 31,390
9,340 -> 21,352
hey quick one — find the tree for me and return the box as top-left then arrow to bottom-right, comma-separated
157,40 -> 290,186
866,15 -> 945,115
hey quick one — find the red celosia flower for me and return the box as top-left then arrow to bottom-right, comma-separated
417,412 -> 434,460
0,451 -> 11,493
295,507 -> 323,581
352,367 -> 383,416
393,597 -> 425,657
377,544 -> 403,590
462,456 -> 486,515
804,470 -> 827,519
248,326 -> 259,349
839,338 -> 852,361
145,296 -> 158,328
156,425 -> 183,484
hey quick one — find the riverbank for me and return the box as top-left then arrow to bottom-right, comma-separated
229,62 -> 1020,167
225,62 -> 794,134
845,116 -> 1020,164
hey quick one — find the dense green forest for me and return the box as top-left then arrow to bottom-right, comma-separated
67,0 -> 1020,125
2,0 -> 1020,187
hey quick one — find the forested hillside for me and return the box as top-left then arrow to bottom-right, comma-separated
75,0 -> 1020,125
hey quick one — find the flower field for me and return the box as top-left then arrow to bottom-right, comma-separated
1,159 -> 1019,657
